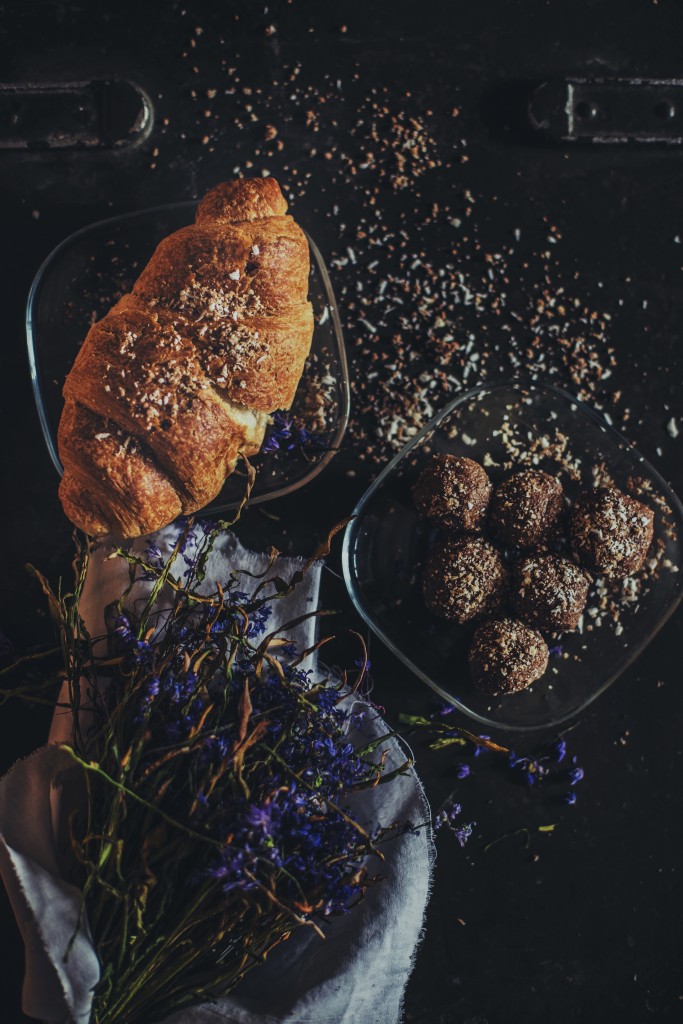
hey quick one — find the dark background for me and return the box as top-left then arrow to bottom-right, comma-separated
1,1 -> 682,1021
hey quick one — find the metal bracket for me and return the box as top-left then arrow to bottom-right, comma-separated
0,80 -> 153,150
529,78 -> 683,144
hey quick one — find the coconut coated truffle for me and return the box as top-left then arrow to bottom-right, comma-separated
512,554 -> 592,632
488,469 -> 564,550
468,618 -> 549,695
412,453 -> 492,533
423,535 -> 508,624
569,486 -> 654,579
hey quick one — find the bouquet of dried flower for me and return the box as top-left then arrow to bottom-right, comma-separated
2,505 -> 411,1024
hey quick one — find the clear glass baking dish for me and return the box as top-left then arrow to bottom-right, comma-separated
26,201 -> 350,512
342,380 -> 683,732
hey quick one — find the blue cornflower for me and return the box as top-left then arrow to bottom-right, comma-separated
313,735 -> 337,758
142,677 -> 160,704
162,668 -> 202,719
140,540 -> 165,580
568,766 -> 584,786
246,605 -> 272,638
472,735 -> 491,758
113,615 -> 136,643
207,847 -> 260,893
264,412 -> 295,451
263,411 -> 322,453
434,805 -> 474,847
178,524 -> 198,557
453,822 -> 474,847
454,762 -> 471,779
548,644 -> 564,657
313,687 -> 340,714
433,803 -> 463,831
509,751 -> 548,787
246,803 -> 277,832
145,541 -> 163,562
201,733 -> 229,762
551,739 -> 567,763
563,791 -> 578,806
113,616 -> 155,672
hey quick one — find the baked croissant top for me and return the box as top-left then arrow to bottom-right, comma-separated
58,178 -> 314,538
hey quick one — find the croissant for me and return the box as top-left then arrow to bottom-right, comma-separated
58,178 -> 314,538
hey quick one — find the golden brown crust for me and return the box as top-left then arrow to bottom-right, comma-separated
58,401 -> 183,537
195,177 -> 288,224
131,219 -> 311,318
58,178 -> 313,538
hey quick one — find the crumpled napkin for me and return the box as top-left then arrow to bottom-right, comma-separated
0,526 -> 433,1024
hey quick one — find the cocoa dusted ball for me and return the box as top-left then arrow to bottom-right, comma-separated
423,535 -> 508,624
468,618 -> 549,696
488,469 -> 563,549
412,453 -> 492,533
569,486 -> 655,579
512,554 -> 592,632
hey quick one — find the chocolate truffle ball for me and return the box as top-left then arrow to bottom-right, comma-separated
488,469 -> 564,550
412,454 -> 492,533
512,554 -> 592,632
423,535 -> 508,624
569,486 -> 654,579
468,618 -> 549,696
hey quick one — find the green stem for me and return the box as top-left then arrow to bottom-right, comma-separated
61,747 -> 226,850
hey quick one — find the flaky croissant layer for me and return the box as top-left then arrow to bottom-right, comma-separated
58,178 -> 314,538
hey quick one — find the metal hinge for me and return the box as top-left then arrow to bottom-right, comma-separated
0,79 -> 153,150
529,78 -> 683,144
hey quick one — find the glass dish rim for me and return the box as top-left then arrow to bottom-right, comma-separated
342,377 -> 683,733
25,199 -> 351,510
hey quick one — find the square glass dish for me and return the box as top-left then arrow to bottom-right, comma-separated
26,201 -> 350,512
342,380 -> 683,732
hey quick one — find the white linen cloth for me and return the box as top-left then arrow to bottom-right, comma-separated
0,527 -> 433,1024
